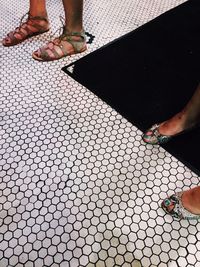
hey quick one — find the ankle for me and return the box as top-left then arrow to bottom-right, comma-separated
29,11 -> 48,20
64,26 -> 84,33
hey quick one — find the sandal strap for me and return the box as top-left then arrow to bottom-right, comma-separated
23,13 -> 49,33
60,30 -> 86,53
39,42 -> 62,60
8,12 -> 49,38
28,13 -> 49,23
44,31 -> 85,57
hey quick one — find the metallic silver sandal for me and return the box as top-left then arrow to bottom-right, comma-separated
161,192 -> 200,220
142,123 -> 198,145
142,123 -> 173,145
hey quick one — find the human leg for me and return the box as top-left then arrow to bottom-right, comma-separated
143,83 -> 200,144
2,0 -> 50,47
29,0 -> 48,17
32,0 -> 87,61
62,0 -> 83,32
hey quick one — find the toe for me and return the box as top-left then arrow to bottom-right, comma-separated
2,37 -> 11,46
32,49 -> 42,61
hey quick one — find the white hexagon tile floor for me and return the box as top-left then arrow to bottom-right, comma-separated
1,0 -> 200,267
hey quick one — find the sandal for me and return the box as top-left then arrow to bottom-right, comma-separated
2,12 -> 50,47
161,192 -> 200,220
32,28 -> 87,62
142,123 -> 198,145
142,123 -> 174,145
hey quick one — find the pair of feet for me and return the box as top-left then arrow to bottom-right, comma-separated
2,13 -> 87,61
142,112 -> 200,220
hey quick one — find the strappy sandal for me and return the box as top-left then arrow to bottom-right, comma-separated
161,192 -> 200,220
32,27 -> 87,62
2,12 -> 50,47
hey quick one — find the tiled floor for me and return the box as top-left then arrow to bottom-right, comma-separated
1,0 -> 200,267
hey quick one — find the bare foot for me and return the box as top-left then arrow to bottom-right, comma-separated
158,108 -> 199,136
158,111 -> 187,136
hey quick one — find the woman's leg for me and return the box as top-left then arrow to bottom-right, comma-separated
158,83 -> 200,136
3,0 -> 49,46
62,0 -> 83,32
29,0 -> 48,17
32,0 -> 87,61
143,83 -> 200,144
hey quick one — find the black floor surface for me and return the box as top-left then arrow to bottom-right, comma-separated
63,0 -> 200,175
